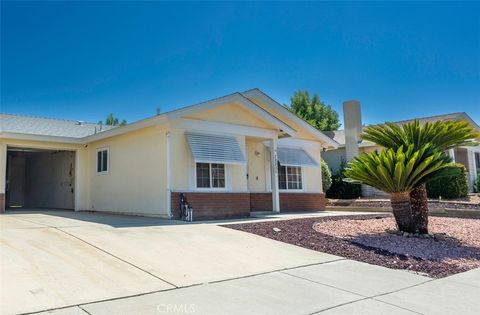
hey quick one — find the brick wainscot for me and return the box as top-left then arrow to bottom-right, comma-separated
171,192 -> 326,220
250,193 -> 326,212
171,192 -> 251,220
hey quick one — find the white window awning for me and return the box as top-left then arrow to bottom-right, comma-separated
186,132 -> 246,165
277,147 -> 319,167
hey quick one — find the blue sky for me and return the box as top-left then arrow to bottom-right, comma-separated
1,1 -> 479,127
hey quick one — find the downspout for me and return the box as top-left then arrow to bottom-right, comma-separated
166,131 -> 172,218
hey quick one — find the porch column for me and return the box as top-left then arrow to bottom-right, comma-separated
166,131 -> 172,218
270,138 -> 280,213
449,149 -> 456,162
466,149 -> 476,192
0,143 -> 6,213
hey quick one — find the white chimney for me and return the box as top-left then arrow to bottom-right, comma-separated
343,100 -> 362,161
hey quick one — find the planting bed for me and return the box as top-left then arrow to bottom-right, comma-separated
225,215 -> 480,278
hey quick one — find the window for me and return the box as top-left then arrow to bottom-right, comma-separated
278,164 -> 302,190
97,148 -> 109,174
196,163 -> 225,189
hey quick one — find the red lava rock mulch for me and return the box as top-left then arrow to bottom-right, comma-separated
327,196 -> 480,210
224,215 -> 480,278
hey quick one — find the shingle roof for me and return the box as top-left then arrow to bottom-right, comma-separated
323,129 -> 346,145
0,113 -> 116,138
326,112 -> 477,146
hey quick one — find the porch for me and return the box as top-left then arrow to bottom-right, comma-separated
167,126 -> 326,221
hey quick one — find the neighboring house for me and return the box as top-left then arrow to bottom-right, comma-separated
0,89 -> 338,219
323,101 -> 480,196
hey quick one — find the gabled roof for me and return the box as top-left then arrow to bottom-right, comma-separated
0,89 -> 339,148
241,88 -> 339,148
326,112 -> 480,146
82,91 -> 298,143
0,113 -> 115,138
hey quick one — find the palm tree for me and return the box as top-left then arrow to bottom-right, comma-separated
360,120 -> 479,233
344,144 -> 457,232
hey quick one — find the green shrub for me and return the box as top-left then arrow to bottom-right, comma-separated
321,159 -> 332,193
326,159 -> 362,199
426,165 -> 469,199
474,174 -> 480,193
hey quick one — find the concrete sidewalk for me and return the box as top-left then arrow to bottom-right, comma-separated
37,263 -> 480,315
1,211 -> 479,315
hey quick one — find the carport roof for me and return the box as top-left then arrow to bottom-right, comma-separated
0,113 -> 115,138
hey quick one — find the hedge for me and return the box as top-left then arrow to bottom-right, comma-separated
326,160 -> 362,199
426,166 -> 468,199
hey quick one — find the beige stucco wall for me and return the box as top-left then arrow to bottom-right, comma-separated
302,145 -> 323,193
185,103 -> 273,129
87,126 -> 168,216
0,138 -> 89,210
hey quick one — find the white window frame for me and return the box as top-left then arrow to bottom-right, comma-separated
278,164 -> 304,191
194,162 -> 227,191
96,147 -> 109,175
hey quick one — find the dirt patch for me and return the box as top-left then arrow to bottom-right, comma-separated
225,215 -> 480,278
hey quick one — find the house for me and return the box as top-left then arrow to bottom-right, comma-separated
0,89 -> 338,219
323,100 -> 480,196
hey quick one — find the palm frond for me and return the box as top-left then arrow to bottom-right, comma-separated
361,120 -> 479,153
344,145 -> 455,193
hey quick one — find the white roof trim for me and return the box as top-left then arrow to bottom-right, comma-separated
0,132 -> 83,144
241,89 -> 339,149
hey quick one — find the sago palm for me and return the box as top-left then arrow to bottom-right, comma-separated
344,144 -> 457,232
360,120 -> 479,233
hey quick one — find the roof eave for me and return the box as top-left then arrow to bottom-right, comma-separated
0,132 -> 84,144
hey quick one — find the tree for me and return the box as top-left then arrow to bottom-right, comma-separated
287,91 -> 340,131
360,120 -> 479,233
344,145 -> 457,232
100,113 -> 127,126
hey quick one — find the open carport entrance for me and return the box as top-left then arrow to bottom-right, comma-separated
6,147 -> 75,210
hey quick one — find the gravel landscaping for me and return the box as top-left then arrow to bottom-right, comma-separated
225,215 -> 480,278
327,195 -> 480,211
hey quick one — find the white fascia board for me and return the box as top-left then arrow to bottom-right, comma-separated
166,93 -> 297,137
242,89 -> 340,149
171,118 -> 279,139
0,132 -> 83,144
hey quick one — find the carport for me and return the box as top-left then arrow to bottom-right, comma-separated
5,147 -> 75,210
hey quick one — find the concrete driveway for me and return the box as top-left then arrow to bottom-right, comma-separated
1,211 -> 479,315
